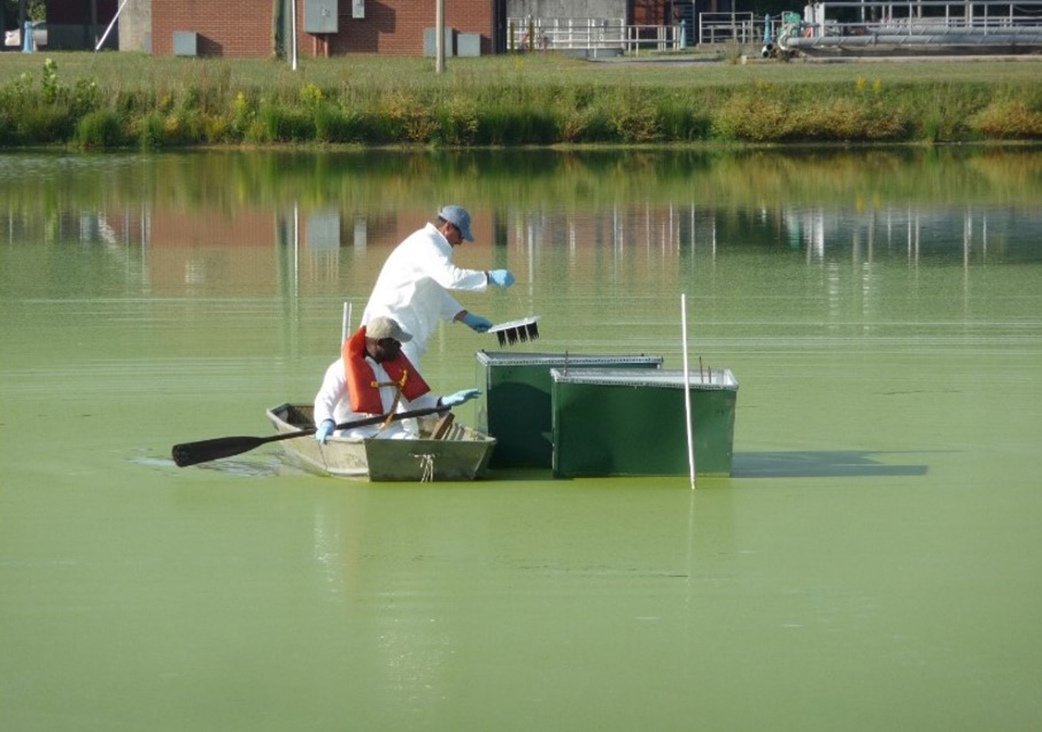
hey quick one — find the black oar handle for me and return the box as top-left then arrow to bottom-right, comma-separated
272,406 -> 450,443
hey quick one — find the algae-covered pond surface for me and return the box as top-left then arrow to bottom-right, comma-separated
1,149 -> 1040,731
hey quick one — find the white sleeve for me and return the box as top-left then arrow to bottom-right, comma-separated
313,360 -> 346,425
419,243 -> 489,292
402,391 -> 440,413
439,288 -> 466,322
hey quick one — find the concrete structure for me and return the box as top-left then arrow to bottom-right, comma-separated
118,0 -> 152,52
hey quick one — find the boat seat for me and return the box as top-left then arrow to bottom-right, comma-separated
444,423 -> 467,441
431,413 -> 456,440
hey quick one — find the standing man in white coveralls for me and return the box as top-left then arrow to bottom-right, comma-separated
361,205 -> 515,369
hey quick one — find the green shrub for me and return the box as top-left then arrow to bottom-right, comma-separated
17,106 -> 74,144
434,96 -> 479,146
970,101 -> 1042,139
712,93 -> 792,141
258,102 -> 314,142
314,104 -> 368,143
560,106 -> 615,143
472,105 -> 514,145
75,109 -> 124,149
656,97 -> 710,142
380,91 -> 438,143
136,111 -> 165,150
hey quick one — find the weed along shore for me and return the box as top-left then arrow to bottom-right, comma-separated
2,53 -> 1041,148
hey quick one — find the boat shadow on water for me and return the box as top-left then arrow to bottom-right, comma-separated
731,450 -> 935,479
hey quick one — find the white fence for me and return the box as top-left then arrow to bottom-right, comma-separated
507,17 -> 684,54
697,12 -> 758,45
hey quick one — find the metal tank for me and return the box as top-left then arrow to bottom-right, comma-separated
475,351 -> 663,468
550,367 -> 738,478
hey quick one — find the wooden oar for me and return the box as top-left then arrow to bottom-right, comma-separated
171,405 -> 449,468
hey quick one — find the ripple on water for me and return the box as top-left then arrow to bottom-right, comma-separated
129,454 -> 286,478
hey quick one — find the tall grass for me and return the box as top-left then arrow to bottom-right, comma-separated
1,54 -> 1041,148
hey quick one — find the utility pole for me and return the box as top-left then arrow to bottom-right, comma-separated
435,0 -> 445,74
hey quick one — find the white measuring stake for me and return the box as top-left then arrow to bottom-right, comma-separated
681,293 -> 697,489
94,0 -> 129,51
342,302 -> 352,344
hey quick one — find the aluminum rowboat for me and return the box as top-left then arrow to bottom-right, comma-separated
266,403 -> 496,481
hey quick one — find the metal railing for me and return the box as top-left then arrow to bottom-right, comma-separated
696,0 -> 1042,53
781,0 -> 1042,41
507,17 -> 684,54
698,12 -> 757,45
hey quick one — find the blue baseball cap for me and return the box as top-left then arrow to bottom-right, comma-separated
438,205 -> 474,242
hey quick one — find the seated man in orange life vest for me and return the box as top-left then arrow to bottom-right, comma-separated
313,315 -> 480,443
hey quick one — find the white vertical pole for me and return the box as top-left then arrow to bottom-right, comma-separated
291,0 -> 299,70
93,0 -> 128,51
435,0 -> 446,73
293,203 -> 300,298
341,302 -> 349,344
681,293 -> 697,489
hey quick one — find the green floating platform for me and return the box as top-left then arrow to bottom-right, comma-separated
550,368 -> 738,478
476,351 -> 663,468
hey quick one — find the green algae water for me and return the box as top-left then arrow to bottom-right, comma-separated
1,149 -> 1041,732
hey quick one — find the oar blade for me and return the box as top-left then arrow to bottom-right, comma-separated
172,435 -> 267,467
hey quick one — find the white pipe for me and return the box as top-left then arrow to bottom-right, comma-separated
681,293 -> 697,490
781,29 -> 1042,50
341,302 -> 348,344
94,0 -> 128,51
291,0 -> 298,70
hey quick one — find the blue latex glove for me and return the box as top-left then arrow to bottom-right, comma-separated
461,312 -> 493,333
315,419 -> 335,444
441,389 -> 481,407
488,269 -> 515,288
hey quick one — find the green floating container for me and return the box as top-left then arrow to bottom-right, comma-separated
476,351 -> 663,468
550,368 -> 739,478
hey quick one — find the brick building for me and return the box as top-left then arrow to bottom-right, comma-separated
6,0 -> 707,57
148,0 -> 701,58
151,0 -> 502,58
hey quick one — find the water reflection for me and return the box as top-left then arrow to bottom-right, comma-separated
3,149 -> 1040,300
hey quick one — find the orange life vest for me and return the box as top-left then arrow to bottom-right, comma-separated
343,326 -> 430,414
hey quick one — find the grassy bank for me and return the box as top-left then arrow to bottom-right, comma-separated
1,52 -> 1041,148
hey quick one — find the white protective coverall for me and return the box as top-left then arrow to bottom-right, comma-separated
313,357 -> 439,440
361,222 -> 489,368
